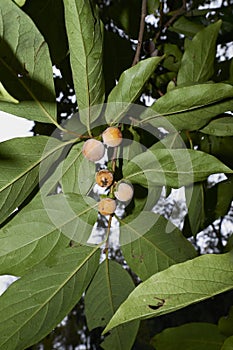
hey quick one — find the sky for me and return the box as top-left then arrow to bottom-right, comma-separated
0,111 -> 34,142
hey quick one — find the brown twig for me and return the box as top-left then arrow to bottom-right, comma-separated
154,2 -> 187,42
132,0 -> 147,66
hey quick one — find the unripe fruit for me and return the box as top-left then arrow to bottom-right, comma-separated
96,169 -> 114,188
115,182 -> 134,202
102,127 -> 122,147
82,139 -> 105,162
98,198 -> 116,216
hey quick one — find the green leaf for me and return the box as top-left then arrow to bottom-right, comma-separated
197,134 -> 233,170
218,306 -> 233,337
0,82 -> 18,103
123,148 -> 233,189
0,245 -> 100,350
221,336 -> 233,350
151,323 -> 226,350
12,0 -> 26,6
204,175 -> 233,226
0,136 -> 67,225
103,30 -> 134,95
63,0 -> 105,130
61,142 -> 95,195
200,116 -> 233,136
103,252 -> 233,333
0,0 -> 57,124
162,43 -> 182,72
183,183 -> 205,236
124,185 -> 162,225
85,260 -> 139,350
0,193 -> 98,276
23,0 -> 68,65
105,57 -> 164,125
120,212 -> 197,280
141,83 -> 233,131
104,0 -> 141,38
152,132 -> 186,150
147,0 -> 160,14
177,20 -> 222,85
170,16 -> 205,37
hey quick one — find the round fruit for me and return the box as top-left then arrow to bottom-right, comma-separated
96,169 -> 114,188
102,127 -> 122,147
98,198 -> 116,216
82,139 -> 105,162
115,182 -> 134,202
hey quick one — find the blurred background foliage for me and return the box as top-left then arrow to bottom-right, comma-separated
19,0 -> 233,348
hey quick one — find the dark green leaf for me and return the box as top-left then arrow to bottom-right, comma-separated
85,260 -> 139,350
120,212 -> 197,280
61,142 -> 95,195
177,20 -> 222,85
23,0 -> 68,64
0,245 -> 100,350
0,82 -> 18,103
207,175 -> 233,223
105,0 -> 141,38
103,252 -> 233,332
141,83 -> 233,131
103,30 -> 134,95
200,116 -> 233,136
218,306 -> 233,337
147,0 -> 160,14
63,0 -> 105,130
0,193 -> 98,275
151,323 -> 226,350
0,136 -> 67,224
105,57 -> 164,125
162,43 -> 182,72
198,134 -> 233,169
183,183 -> 205,236
170,16 -> 205,37
0,0 -> 57,124
123,148 -> 232,189
221,336 -> 233,350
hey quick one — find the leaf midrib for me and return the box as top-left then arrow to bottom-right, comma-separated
0,138 -> 75,193
0,246 -> 99,348
141,96 -> 233,123
120,218 -> 176,264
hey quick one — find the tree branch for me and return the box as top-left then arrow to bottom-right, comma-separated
132,0 -> 147,66
154,2 -> 186,41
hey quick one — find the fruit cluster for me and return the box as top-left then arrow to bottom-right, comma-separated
82,126 -> 134,216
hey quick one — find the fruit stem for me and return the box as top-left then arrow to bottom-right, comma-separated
104,214 -> 113,255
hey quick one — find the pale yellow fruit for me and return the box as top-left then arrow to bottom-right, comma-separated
98,198 -> 116,216
115,182 -> 134,202
102,127 -> 122,147
96,169 -> 114,188
82,139 -> 105,162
